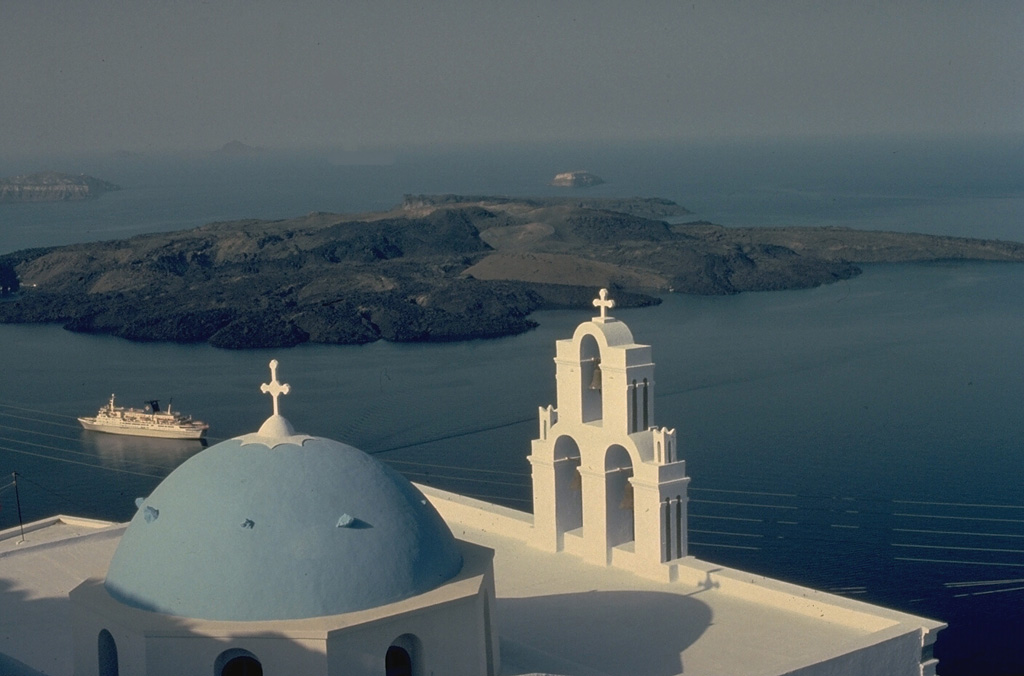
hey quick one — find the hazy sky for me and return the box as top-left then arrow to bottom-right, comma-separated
2,1 -> 1021,155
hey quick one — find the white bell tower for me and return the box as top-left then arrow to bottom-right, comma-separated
529,290 -> 690,578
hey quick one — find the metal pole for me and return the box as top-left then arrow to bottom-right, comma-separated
12,472 -> 25,544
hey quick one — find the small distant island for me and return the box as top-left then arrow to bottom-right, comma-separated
551,171 -> 605,187
1,194 -> 1023,349
0,171 -> 120,203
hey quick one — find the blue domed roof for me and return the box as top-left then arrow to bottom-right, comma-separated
105,420 -> 463,621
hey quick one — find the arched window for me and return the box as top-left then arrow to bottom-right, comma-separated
97,629 -> 118,676
386,646 -> 412,676
387,634 -> 423,676
223,657 -> 262,676
215,649 -> 262,676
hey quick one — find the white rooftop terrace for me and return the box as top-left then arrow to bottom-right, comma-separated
0,516 -> 126,676
425,487 -> 944,676
0,492 -> 944,676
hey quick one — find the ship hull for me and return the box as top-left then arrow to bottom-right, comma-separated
78,417 -> 207,440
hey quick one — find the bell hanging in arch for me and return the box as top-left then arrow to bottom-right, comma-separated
589,360 -> 602,390
619,479 -> 634,510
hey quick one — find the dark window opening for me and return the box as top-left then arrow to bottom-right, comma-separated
222,656 -> 262,676
642,378 -> 649,430
631,380 -> 638,433
98,629 -> 118,676
386,645 -> 413,676
663,498 -> 672,561
676,495 -> 684,558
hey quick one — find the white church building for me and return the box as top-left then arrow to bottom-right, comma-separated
0,290 -> 944,676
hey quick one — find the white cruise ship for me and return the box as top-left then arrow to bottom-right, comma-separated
78,394 -> 208,439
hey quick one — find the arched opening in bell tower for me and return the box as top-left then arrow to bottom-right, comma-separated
604,445 -> 635,548
553,436 -> 583,537
580,334 -> 602,423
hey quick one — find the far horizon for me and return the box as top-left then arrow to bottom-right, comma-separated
3,130 -> 1022,173
2,3 -> 1021,157
9,131 -> 1023,163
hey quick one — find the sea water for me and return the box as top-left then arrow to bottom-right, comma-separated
1,137 -> 1022,675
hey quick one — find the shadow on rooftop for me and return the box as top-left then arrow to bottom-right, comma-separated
0,575 -> 328,675
500,589 -> 712,676
0,576 -> 74,675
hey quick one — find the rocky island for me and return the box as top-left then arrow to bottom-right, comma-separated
1,194 -> 1022,349
551,171 -> 605,187
0,171 -> 121,203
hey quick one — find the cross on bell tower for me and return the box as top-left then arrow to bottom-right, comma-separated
593,288 -> 615,322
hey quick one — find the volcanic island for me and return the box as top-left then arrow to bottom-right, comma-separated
1,194 -> 1022,348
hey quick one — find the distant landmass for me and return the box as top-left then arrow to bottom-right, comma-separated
1,194 -> 1022,348
0,171 -> 120,203
551,170 -> 605,187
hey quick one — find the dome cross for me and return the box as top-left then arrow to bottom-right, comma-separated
260,359 -> 291,416
593,288 -> 615,321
